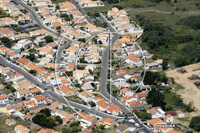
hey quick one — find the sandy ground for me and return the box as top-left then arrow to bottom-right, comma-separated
166,63 -> 200,117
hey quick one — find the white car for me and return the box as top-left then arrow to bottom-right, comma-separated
135,123 -> 140,127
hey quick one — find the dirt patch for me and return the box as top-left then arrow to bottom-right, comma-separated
165,63 -> 200,116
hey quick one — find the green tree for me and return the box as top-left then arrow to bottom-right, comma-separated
146,87 -> 166,109
162,58 -> 168,70
29,70 -> 37,76
56,4 -> 60,9
189,116 -> 200,131
44,36 -> 53,43
62,128 -> 73,133
40,108 -> 51,117
0,37 -> 11,48
70,121 -> 80,127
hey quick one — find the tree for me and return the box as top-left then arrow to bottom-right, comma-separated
146,87 -> 166,109
40,108 -> 51,117
70,121 -> 80,127
162,58 -> 168,70
89,101 -> 96,107
5,82 -> 16,93
55,116 -> 63,124
26,54 -> 36,62
99,124 -> 105,130
56,4 -> 60,9
44,36 -> 53,43
189,116 -> 200,131
0,37 -> 11,48
25,109 -> 30,115
29,70 -> 37,76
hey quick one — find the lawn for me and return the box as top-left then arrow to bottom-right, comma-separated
29,124 -> 41,133
0,115 -> 29,132
63,106 -> 76,114
2,89 -> 12,94
51,0 -> 70,4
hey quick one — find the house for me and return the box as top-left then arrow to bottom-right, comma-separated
29,29 -> 48,37
67,62 -> 75,71
78,91 -> 94,103
16,89 -> 32,99
116,69 -> 126,76
92,96 -> 103,104
85,23 -> 103,33
0,27 -> 14,37
62,115 -> 75,124
60,86 -> 77,96
98,118 -> 117,129
16,39 -> 32,49
30,87 -> 42,95
34,67 -> 48,75
80,116 -> 97,128
47,42 -> 57,49
96,100 -> 110,111
85,64 -> 96,72
112,75 -> 126,83
120,88 -> 133,96
107,105 -> 122,115
38,128 -> 60,133
73,70 -> 89,81
147,118 -> 171,133
0,94 -> 9,104
5,119 -> 16,126
37,46 -> 52,55
3,17 -> 18,25
15,125 -> 29,133
16,58 -> 31,66
136,93 -> 148,100
51,109 -> 71,118
7,52 -> 20,59
175,110 -> 185,118
140,85 -> 151,91
15,73 -> 24,81
125,55 -> 143,66
147,107 -> 165,119
31,95 -> 46,105
129,101 -> 144,110
11,33 -> 29,40
122,95 -> 137,106
116,124 -> 135,133
82,84 -> 94,92
164,114 -> 173,123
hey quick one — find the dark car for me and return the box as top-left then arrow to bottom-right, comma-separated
2,81 -> 7,85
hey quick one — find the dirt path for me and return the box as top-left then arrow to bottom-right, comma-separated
165,63 -> 200,116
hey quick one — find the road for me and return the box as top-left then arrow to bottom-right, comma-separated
14,0 -> 73,63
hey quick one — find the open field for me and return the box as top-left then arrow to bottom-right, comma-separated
165,63 -> 200,117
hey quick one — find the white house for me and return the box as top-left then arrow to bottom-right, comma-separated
80,116 -> 97,128
16,89 -> 32,99
164,114 -> 173,123
0,94 -> 9,104
15,125 -> 29,133
7,52 -> 20,60
96,100 -> 110,112
5,119 -> 16,126
31,95 -> 47,105
175,110 -> 185,118
122,95 -> 137,106
15,73 -> 24,81
147,107 -> 165,119
81,84 -> 94,92
120,88 -> 133,96
78,91 -> 94,103
125,55 -> 143,66
16,39 -> 32,49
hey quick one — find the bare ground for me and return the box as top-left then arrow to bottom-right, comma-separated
165,63 -> 200,117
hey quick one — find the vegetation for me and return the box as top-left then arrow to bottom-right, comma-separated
44,36 -> 54,43
0,37 -> 11,48
0,9 -> 10,18
135,109 -> 151,121
177,16 -> 200,30
60,14 -> 72,21
4,82 -> 16,93
189,116 -> 200,131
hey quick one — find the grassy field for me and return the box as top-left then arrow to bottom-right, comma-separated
0,115 -> 29,132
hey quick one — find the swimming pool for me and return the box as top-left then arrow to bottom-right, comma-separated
16,113 -> 23,117
11,46 -> 20,50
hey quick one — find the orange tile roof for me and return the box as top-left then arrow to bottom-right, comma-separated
99,118 -> 114,124
83,116 -> 95,122
30,88 -> 41,94
38,128 -> 60,133
13,33 -> 29,38
165,114 -> 173,119
15,125 -> 29,133
67,62 -> 75,70
62,115 -> 75,123
3,17 -> 14,22
61,79 -> 69,84
17,89 -> 30,94
60,86 -> 75,93
122,95 -> 137,101
136,93 -> 148,98
52,21 -> 63,27
34,67 -> 47,73
127,55 -> 139,62
107,105 -> 121,112
15,73 -> 23,77
17,58 -> 31,65
0,94 -> 8,99
175,110 -> 184,115
97,100 -> 109,109
120,88 -> 131,93
34,95 -> 45,101
147,118 -> 165,126
116,69 -> 126,76
79,91 -> 93,97
47,42 -> 57,47
130,101 -> 143,107
51,102 -> 62,106
5,119 -> 13,123
141,85 -> 151,89
7,52 -> 18,56
27,63 -> 37,69
82,129 -> 93,133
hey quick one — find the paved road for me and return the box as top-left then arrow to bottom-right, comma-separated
13,0 -> 73,63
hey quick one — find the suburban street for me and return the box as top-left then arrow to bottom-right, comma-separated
6,0 -> 152,132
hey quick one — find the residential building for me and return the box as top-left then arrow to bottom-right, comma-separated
5,119 -> 16,126
120,88 -> 133,96
98,118 -> 117,129
147,107 -> 165,119
15,125 -> 29,133
78,91 -> 94,103
116,124 -> 135,133
164,114 -> 173,123
129,101 -> 144,110
60,86 -> 77,96
0,94 -> 9,104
